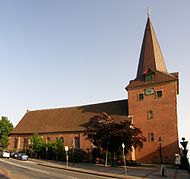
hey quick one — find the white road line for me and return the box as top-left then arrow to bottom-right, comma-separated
0,159 -> 51,174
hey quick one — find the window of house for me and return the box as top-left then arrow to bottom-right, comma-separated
156,90 -> 163,98
147,111 -> 153,119
148,133 -> 155,142
138,93 -> 144,101
145,74 -> 153,81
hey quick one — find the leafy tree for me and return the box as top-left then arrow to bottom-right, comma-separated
0,116 -> 13,148
82,112 -> 146,165
30,133 -> 46,158
51,138 -> 64,160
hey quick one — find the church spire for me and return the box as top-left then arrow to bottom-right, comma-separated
136,16 -> 168,80
126,15 -> 178,90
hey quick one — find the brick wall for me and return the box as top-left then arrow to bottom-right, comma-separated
128,81 -> 179,163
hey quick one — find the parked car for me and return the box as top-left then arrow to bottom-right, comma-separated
17,153 -> 28,161
2,150 -> 10,159
11,152 -> 19,158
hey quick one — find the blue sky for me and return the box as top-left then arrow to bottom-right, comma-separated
0,1 -> 189,150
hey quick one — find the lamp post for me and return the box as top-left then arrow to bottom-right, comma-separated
72,138 -> 75,166
158,137 -> 163,164
180,137 -> 189,170
45,146 -> 48,162
122,143 -> 127,174
65,145 -> 69,167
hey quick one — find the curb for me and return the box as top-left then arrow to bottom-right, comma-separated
30,159 -> 139,179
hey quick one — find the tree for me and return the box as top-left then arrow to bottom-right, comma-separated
30,133 -> 46,158
82,112 -> 146,165
0,116 -> 13,148
51,138 -> 64,161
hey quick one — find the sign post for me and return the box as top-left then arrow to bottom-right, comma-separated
65,145 -> 69,167
122,143 -> 127,174
45,146 -> 48,162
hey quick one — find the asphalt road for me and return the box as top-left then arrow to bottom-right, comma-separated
0,158 -> 116,179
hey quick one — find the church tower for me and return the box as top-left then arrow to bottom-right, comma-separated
126,16 -> 179,163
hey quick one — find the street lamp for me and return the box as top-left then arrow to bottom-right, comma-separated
180,137 -> 189,169
122,143 -> 127,174
65,145 -> 69,167
45,146 -> 48,162
158,137 -> 163,164
72,138 -> 75,166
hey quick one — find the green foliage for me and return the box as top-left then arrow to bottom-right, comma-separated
0,116 -> 13,148
29,133 -> 46,158
51,138 -> 64,160
68,148 -> 88,163
82,112 -> 146,165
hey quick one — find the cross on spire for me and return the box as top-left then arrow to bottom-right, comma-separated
146,9 -> 152,17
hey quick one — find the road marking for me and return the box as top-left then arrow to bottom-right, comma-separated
0,159 -> 51,174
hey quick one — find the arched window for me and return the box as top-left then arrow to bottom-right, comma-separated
60,137 -> 64,143
23,138 -> 28,149
74,137 -> 80,149
47,137 -> 51,143
14,138 -> 18,149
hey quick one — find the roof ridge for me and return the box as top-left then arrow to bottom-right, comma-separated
26,99 -> 128,113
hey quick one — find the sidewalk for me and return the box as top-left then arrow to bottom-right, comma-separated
29,159 -> 190,179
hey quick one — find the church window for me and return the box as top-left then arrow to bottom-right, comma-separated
145,74 -> 153,81
47,137 -> 51,143
148,133 -> 155,142
74,137 -> 80,149
14,138 -> 18,149
60,137 -> 64,143
147,111 -> 153,119
156,90 -> 163,98
128,115 -> 133,123
23,138 -> 28,149
138,93 -> 144,101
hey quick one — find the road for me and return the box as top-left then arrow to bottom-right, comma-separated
0,158 -> 116,179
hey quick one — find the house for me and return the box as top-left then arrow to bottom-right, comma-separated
9,16 -> 179,163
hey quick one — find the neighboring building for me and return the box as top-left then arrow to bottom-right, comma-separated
9,16 -> 179,163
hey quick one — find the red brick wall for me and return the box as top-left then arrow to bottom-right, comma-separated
8,132 -> 91,152
128,81 -> 179,163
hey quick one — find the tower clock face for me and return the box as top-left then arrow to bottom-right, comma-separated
144,88 -> 154,95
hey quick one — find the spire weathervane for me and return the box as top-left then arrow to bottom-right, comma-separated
146,9 -> 152,17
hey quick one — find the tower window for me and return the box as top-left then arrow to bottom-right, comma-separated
148,133 -> 155,142
156,90 -> 163,98
145,74 -> 153,81
138,93 -> 144,101
147,111 -> 153,119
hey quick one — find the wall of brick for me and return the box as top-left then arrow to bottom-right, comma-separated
128,81 -> 179,163
8,132 -> 91,152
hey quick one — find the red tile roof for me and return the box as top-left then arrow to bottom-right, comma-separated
11,99 -> 128,134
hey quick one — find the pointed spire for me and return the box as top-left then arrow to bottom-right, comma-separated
136,16 -> 168,80
126,15 -> 178,91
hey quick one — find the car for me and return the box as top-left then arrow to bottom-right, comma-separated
2,150 -> 10,159
17,153 -> 28,160
11,152 -> 19,158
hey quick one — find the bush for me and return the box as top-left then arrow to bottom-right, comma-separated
68,149 -> 87,163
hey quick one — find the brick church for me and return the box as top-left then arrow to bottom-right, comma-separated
9,16 -> 179,163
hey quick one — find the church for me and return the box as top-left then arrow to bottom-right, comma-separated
9,16 -> 179,163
